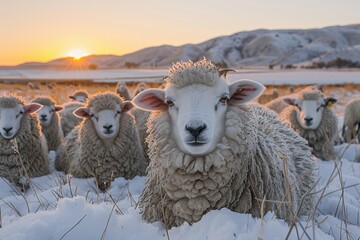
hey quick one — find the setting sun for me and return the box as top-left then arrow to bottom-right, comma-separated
68,49 -> 89,60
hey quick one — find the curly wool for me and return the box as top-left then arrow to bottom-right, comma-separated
56,93 -> 146,183
115,82 -> 132,101
130,108 -> 151,165
140,104 -> 316,228
342,99 -> 360,143
281,94 -> 338,160
71,90 -> 88,100
60,102 -> 83,137
32,97 -> 63,151
165,59 -> 220,88
0,97 -> 49,186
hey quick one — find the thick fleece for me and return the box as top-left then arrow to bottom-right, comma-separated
281,91 -> 338,160
60,102 -> 83,137
32,97 -> 64,151
56,93 -> 145,189
342,99 -> 360,143
0,96 -> 49,187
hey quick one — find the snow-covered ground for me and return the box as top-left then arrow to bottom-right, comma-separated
0,71 -> 360,239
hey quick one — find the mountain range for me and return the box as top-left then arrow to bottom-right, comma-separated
18,24 -> 360,68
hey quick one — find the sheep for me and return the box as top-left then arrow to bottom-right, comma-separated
132,59 -> 316,228
132,82 -> 148,97
342,99 -> 360,143
280,88 -> 338,160
31,97 -> 64,151
60,102 -> 84,137
0,95 -> 49,190
265,85 -> 322,114
115,82 -> 132,100
55,93 -> 145,191
257,88 -> 279,105
68,90 -> 89,103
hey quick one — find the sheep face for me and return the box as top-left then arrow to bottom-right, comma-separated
0,104 -> 41,139
74,101 -> 133,141
37,105 -> 63,127
133,79 -> 265,156
138,83 -> 146,92
284,97 -> 337,129
117,83 -> 127,93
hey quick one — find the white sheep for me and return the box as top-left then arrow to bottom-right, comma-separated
68,90 -> 89,103
60,102 -> 84,137
55,93 -> 145,191
132,82 -> 148,97
132,59 -> 316,228
31,97 -> 64,151
281,89 -> 338,160
265,85 -> 322,114
115,82 -> 132,100
0,95 -> 49,190
342,99 -> 360,143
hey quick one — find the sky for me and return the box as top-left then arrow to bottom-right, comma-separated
0,0 -> 359,65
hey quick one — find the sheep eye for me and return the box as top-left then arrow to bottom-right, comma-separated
219,96 -> 228,104
295,104 -> 302,111
166,100 -> 174,107
317,105 -> 325,112
90,113 -> 95,118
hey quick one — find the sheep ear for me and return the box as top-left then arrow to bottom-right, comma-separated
325,97 -> 337,108
24,103 -> 42,113
219,68 -> 236,78
132,89 -> 167,112
228,80 -> 265,104
73,107 -> 90,118
121,101 -> 133,113
55,106 -> 63,112
68,95 -> 75,100
283,98 -> 297,106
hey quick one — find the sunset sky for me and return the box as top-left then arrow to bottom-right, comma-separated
0,0 -> 359,65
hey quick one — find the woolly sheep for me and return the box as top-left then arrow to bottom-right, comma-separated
60,102 -> 84,137
342,99 -> 360,143
31,97 -> 64,151
265,85 -> 322,114
115,82 -> 132,100
133,59 -> 316,228
281,89 -> 338,160
55,93 -> 145,191
68,90 -> 89,103
133,82 -> 148,97
0,95 -> 49,190
258,88 -> 279,105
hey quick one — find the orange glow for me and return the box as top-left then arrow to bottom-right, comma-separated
67,49 -> 89,60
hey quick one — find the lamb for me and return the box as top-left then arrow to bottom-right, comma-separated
133,59 -> 316,228
280,88 -> 338,160
342,99 -> 360,143
258,88 -> 279,105
132,82 -> 148,97
60,102 -> 84,137
31,97 -> 64,151
0,95 -> 49,190
68,90 -> 89,103
55,93 -> 145,191
115,82 -> 132,100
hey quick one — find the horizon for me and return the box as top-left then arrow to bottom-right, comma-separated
1,0 -> 360,65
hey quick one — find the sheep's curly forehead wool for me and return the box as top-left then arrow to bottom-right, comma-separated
32,97 -> 55,106
300,90 -> 324,101
0,95 -> 24,108
87,93 -> 122,112
165,59 -> 221,88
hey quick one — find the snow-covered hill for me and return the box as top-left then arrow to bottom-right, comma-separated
18,24 -> 360,68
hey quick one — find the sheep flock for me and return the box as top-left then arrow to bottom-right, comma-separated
0,58 -> 355,232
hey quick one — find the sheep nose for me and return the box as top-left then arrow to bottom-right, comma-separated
3,127 -> 13,133
103,124 -> 113,130
40,114 -> 47,119
304,117 -> 313,124
185,124 -> 207,137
